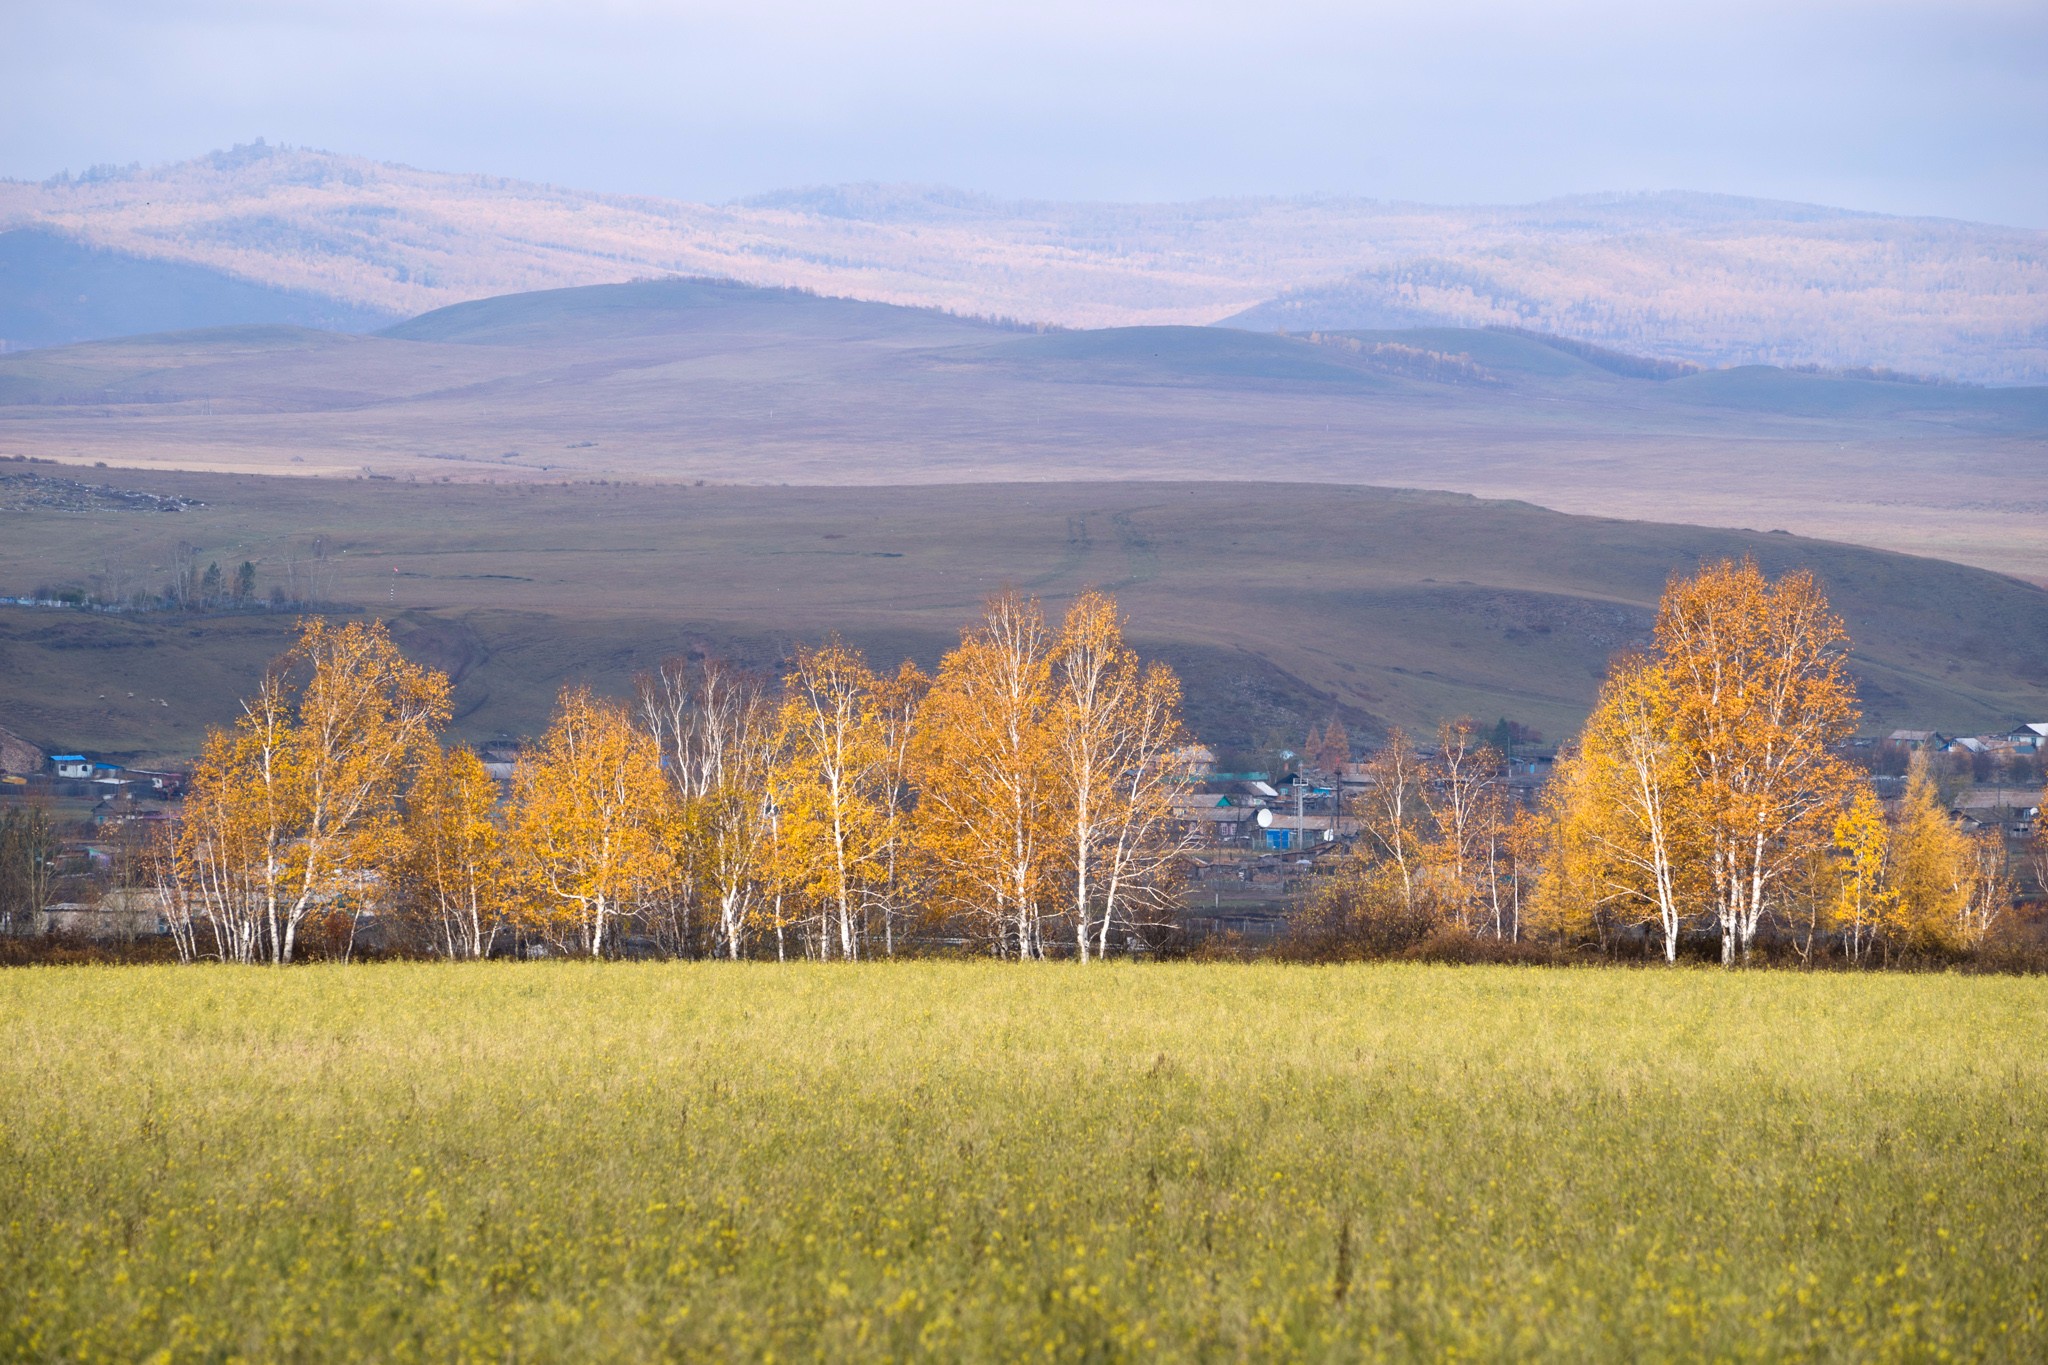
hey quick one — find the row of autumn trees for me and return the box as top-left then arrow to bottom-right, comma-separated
1304,558 -> 2020,964
161,591 -> 1194,963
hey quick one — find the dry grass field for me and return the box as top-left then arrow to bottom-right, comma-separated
2,475 -> 2045,763
2,963 -> 2043,1360
1,281 -> 2044,583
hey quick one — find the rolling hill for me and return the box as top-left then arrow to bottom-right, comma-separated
4,145 -> 2045,380
1,475 -> 2044,766
1,280 -> 2042,583
0,226 -> 396,350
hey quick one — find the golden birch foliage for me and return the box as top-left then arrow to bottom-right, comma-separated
1566,655 -> 1705,959
1828,783 -> 1894,962
1887,749 -> 2009,951
1653,558 -> 1861,962
770,641 -> 890,959
176,618 -> 451,963
508,686 -> 665,957
911,590 -> 1057,957
394,744 -> 509,959
1541,560 -> 1860,963
1888,750 -> 1972,949
1522,749 -> 1600,945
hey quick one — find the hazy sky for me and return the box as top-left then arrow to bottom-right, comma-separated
6,0 -> 2046,226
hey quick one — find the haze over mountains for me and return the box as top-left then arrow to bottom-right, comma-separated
4,143 -> 2046,382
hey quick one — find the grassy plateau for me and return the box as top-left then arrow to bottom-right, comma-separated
2,963 -> 2043,1360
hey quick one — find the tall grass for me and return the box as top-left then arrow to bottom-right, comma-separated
3,964 -> 2043,1359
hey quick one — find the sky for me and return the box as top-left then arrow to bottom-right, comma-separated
5,0 -> 2046,227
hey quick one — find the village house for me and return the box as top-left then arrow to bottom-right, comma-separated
30,887 -> 170,940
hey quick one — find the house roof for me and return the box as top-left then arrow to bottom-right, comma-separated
2013,723 -> 2048,738
51,754 -> 87,762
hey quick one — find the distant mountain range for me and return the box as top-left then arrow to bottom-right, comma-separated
3,143 -> 2045,382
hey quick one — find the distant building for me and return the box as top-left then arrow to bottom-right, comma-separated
32,888 -> 170,939
1884,730 -> 1947,752
50,754 -> 92,779
125,769 -> 186,796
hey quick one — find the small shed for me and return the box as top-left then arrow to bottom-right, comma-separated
51,754 -> 92,779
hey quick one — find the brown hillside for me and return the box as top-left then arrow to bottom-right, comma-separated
2,476 -> 2041,765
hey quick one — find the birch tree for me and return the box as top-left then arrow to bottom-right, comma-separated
1354,729 -> 1430,915
869,660 -> 930,956
690,663 -> 779,958
1048,592 -> 1194,960
1049,590 -> 1137,961
509,686 -> 664,957
1828,783 -> 1893,964
772,641 -> 889,959
0,802 -> 58,937
912,591 -> 1056,958
393,744 -> 508,959
637,657 -> 778,957
1089,660 -> 1197,957
1655,559 -> 1860,963
1420,719 -> 1506,934
175,618 -> 451,963
1889,748 -> 2007,951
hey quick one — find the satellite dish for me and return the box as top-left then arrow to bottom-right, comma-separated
1257,808 -> 1274,828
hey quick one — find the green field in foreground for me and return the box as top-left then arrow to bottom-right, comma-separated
3,965 -> 2043,1360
